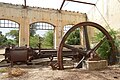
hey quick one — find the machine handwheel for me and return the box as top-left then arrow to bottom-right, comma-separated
57,22 -> 116,70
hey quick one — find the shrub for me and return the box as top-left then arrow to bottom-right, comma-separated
95,29 -> 120,59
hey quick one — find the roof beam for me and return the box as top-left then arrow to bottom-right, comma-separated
59,0 -> 66,12
66,0 -> 95,6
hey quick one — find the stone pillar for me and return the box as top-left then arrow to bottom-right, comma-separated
55,25 -> 62,49
19,9 -> 29,46
54,13 -> 63,49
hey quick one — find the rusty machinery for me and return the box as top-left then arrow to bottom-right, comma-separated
57,22 -> 117,70
0,22 -> 117,69
4,46 -> 36,67
2,44 -> 77,67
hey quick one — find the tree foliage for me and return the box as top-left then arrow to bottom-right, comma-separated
42,30 -> 54,48
0,31 -> 7,46
29,30 -> 54,48
66,29 -> 80,45
5,30 -> 19,44
0,31 -> 16,47
30,34 -> 43,48
0,29 -> 54,49
95,29 -> 120,59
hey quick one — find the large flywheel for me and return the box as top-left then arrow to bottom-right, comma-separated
57,22 -> 117,70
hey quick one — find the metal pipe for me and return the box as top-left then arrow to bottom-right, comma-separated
66,0 -> 95,6
59,0 -> 66,12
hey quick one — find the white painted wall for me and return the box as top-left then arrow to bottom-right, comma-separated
87,0 -> 120,31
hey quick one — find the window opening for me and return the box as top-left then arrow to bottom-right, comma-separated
0,20 -> 19,48
30,22 -> 54,49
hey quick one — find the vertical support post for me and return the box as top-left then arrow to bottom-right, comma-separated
83,26 -> 90,50
24,0 -> 27,8
38,37 -> 41,53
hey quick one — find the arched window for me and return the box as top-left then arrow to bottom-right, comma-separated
63,24 -> 81,45
0,20 -> 19,28
0,19 -> 19,47
30,22 -> 55,49
63,25 -> 73,34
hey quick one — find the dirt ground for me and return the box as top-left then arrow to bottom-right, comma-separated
0,49 -> 120,80
0,61 -> 120,80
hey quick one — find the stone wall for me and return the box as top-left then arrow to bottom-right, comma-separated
0,2 -> 87,48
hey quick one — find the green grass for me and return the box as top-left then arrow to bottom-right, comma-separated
0,68 -> 8,73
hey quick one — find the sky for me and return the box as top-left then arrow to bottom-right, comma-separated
0,0 -> 97,37
0,0 -> 97,12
